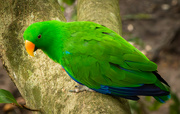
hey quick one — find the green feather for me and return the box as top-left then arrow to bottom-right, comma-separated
23,20 -> 170,102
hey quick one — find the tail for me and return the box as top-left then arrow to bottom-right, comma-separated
92,70 -> 170,103
153,71 -> 171,103
154,94 -> 171,103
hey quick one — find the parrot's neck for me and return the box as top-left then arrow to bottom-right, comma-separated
40,21 -> 77,64
41,38 -> 65,64
41,22 -> 70,63
42,46 -> 62,63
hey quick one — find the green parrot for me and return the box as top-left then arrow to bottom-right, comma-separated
23,20 -> 170,103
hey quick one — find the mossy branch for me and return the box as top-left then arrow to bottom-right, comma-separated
0,0 -> 131,113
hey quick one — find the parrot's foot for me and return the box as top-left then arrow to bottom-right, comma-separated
69,85 -> 94,93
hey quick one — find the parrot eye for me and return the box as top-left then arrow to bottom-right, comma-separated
38,34 -> 41,39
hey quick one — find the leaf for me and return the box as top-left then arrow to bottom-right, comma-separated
0,89 -> 18,105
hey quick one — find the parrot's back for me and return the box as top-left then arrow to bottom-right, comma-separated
57,21 -> 170,103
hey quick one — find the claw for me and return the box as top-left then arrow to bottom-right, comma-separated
69,85 -> 93,93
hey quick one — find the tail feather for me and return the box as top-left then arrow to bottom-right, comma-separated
152,71 -> 170,87
92,84 -> 170,103
152,71 -> 170,103
108,84 -> 169,96
154,94 -> 171,103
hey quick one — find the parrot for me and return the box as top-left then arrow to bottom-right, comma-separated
23,20 -> 170,103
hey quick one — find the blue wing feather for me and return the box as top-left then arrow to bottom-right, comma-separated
62,66 -> 169,102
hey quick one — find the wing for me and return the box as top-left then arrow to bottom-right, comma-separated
60,22 -> 169,100
60,22 -> 158,87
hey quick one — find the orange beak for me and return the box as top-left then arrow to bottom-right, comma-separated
25,40 -> 35,57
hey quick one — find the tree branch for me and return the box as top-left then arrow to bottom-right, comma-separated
77,0 -> 122,35
76,0 -> 131,113
0,0 -> 131,113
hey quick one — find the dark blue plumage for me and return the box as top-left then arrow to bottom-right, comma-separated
62,65 -> 170,103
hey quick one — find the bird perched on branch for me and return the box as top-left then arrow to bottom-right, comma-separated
23,20 -> 170,103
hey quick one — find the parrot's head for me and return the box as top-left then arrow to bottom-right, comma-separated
23,20 -> 64,57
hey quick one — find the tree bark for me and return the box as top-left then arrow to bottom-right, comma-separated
77,0 -> 130,113
0,0 -> 131,113
77,0 -> 122,35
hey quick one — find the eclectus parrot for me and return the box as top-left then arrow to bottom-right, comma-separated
23,20 -> 170,103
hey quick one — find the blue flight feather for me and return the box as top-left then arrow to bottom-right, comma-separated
63,66 -> 169,101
